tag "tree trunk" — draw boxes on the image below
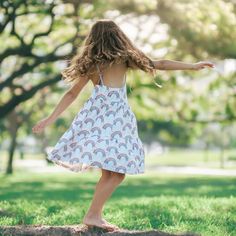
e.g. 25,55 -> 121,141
5,110 -> 19,175
6,129 -> 18,174
219,126 -> 226,169
204,142 -> 209,163
220,145 -> 225,169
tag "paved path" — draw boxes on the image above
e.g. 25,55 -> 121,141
12,159 -> 236,176
147,165 -> 236,176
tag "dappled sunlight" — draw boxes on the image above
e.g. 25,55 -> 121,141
0,172 -> 235,201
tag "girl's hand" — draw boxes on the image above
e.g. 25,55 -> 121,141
32,117 -> 51,134
193,61 -> 215,70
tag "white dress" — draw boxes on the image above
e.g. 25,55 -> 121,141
46,64 -> 145,174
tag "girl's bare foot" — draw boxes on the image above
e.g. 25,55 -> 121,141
102,218 -> 120,230
82,215 -> 119,231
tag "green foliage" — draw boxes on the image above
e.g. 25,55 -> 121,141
155,0 -> 236,59
138,119 -> 197,146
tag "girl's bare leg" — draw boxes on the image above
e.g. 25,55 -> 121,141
82,169 -> 125,230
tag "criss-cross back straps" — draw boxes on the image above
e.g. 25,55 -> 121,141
96,64 -> 127,87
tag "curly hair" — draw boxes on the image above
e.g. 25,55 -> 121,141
62,19 -> 158,85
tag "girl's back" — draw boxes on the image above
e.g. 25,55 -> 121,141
91,63 -> 127,88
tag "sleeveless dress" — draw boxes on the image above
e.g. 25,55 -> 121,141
46,64 -> 145,175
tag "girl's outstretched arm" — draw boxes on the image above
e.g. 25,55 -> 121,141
32,77 -> 89,134
152,59 -> 214,70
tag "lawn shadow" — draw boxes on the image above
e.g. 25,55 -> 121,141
113,175 -> 236,199
0,173 -> 235,202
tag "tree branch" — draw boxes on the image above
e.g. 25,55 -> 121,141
176,112 -> 236,124
31,4 -> 55,45
0,51 -> 69,91
0,61 -> 41,91
0,74 -> 61,118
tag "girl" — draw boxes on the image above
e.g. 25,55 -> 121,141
32,19 -> 214,231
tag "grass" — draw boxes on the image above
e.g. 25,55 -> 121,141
0,171 -> 235,236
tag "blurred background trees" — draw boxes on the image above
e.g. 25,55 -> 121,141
0,0 -> 235,174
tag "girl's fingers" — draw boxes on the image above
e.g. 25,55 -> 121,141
198,62 -> 214,69
204,62 -> 214,67
195,62 -> 214,70
32,124 -> 44,134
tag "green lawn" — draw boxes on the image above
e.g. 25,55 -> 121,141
0,171 -> 235,236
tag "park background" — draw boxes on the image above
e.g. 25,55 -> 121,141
0,0 -> 235,235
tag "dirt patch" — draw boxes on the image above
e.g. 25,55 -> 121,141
0,224 -> 201,236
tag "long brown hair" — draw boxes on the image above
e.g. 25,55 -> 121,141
62,19 -> 158,85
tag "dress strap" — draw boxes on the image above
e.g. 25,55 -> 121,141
96,64 -> 104,85
123,73 -> 127,86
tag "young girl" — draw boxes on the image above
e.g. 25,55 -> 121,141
32,19 -> 214,231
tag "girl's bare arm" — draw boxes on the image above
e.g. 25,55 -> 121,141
32,77 -> 89,134
47,78 -> 89,124
152,59 -> 214,70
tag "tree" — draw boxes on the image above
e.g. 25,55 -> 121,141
0,0 -> 85,118
0,0 -> 94,173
